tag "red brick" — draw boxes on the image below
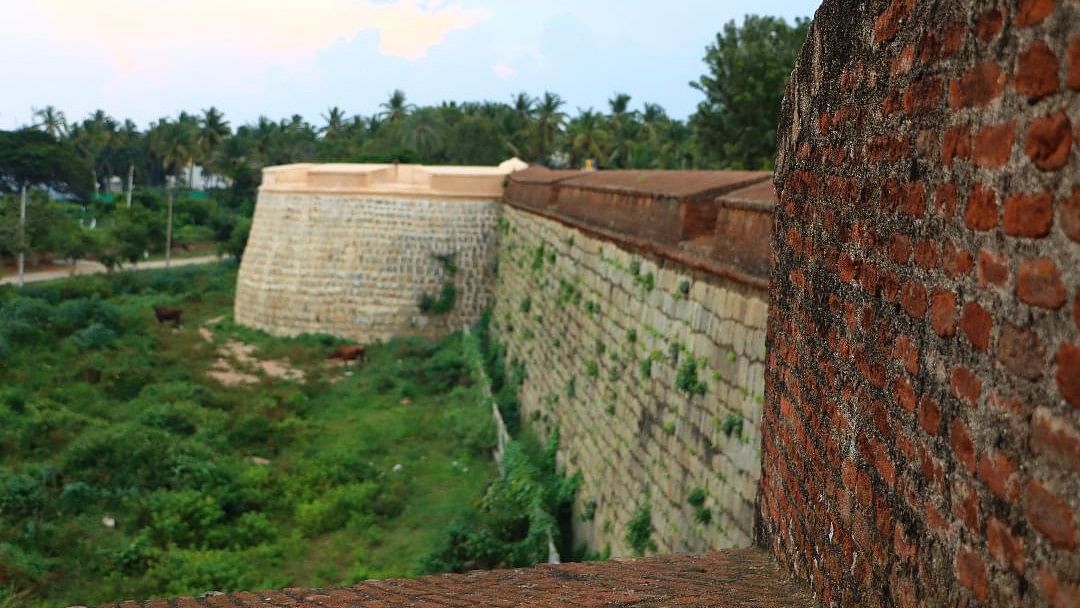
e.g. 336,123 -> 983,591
889,234 -> 911,263
950,63 -> 1006,108
1037,567 -> 1080,608
929,290 -> 956,337
987,517 -> 1024,573
1057,343 -> 1080,407
1032,407 -> 1080,472
1016,0 -> 1054,27
899,182 -> 926,218
1025,112 -> 1073,171
978,451 -> 1021,501
942,240 -> 973,278
1069,36 -> 1080,90
953,480 -> 981,531
893,522 -> 917,562
964,183 -> 998,231
900,280 -> 927,319
1015,40 -> 1060,101
1018,258 -> 1066,309
997,323 -> 1045,380
1026,479 -> 1078,550
1061,187 -> 1080,243
942,23 -> 965,57
959,302 -> 992,350
894,375 -> 916,413
891,45 -> 916,76
919,395 -> 941,435
942,125 -> 971,168
973,122 -> 1015,168
951,367 -> 982,407
1003,192 -> 1053,237
873,0 -> 914,43
935,183 -> 957,217
975,9 -> 1003,41
913,240 -> 937,269
903,78 -> 943,115
894,334 -> 919,375
955,547 -> 989,602
978,249 -> 1009,287
950,417 -> 977,471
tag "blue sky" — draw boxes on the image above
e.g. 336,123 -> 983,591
0,1 -> 820,129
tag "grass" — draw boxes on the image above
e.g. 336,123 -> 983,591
0,263 -> 495,606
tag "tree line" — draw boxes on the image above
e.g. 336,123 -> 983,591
0,16 -> 809,274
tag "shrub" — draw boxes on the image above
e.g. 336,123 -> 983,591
296,482 -> 381,536
626,505 -> 656,556
0,472 -> 45,518
676,358 -> 707,396
70,323 -> 118,350
146,489 -> 226,548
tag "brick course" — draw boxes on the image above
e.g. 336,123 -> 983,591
766,0 -> 1080,606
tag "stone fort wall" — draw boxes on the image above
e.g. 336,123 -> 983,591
235,164 -> 508,343
763,0 -> 1080,606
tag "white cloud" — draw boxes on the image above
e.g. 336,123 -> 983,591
35,0 -> 490,78
492,62 -> 516,79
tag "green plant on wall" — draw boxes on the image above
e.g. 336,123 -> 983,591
626,504 -> 657,556
687,487 -> 712,525
418,252 -> 459,315
721,413 -> 744,439
639,358 -> 652,379
676,358 -> 707,396
586,360 -> 599,379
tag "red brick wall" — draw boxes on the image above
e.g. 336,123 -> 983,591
763,0 -> 1079,606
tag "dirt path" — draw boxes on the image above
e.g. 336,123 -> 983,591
0,255 -> 225,286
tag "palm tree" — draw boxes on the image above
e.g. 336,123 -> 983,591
535,92 -> 566,165
321,107 -> 347,139
379,90 -> 414,122
567,109 -> 610,169
606,93 -> 636,168
199,107 -> 231,185
32,106 -> 67,138
403,110 -> 443,160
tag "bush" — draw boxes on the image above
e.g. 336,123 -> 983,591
0,297 -> 53,344
145,489 -> 226,548
296,482 -> 381,537
0,472 -> 45,518
70,323 -> 118,350
626,504 -> 656,556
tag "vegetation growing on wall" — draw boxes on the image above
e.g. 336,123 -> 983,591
418,252 -> 458,316
422,310 -> 580,573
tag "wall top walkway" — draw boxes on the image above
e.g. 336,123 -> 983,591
103,549 -> 812,608
259,158 -> 528,199
505,167 -> 776,288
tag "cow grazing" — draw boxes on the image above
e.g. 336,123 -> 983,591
329,345 -> 365,363
153,305 -> 183,327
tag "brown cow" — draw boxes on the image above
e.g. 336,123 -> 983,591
329,345 -> 365,363
153,305 -> 183,327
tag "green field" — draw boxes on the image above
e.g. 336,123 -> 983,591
0,263 -> 499,606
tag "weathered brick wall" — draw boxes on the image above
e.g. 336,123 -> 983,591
236,191 -> 499,342
763,0 -> 1080,606
492,171 -> 773,556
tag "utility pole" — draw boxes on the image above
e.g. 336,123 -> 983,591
17,184 -> 26,288
165,184 -> 174,268
126,163 -> 134,208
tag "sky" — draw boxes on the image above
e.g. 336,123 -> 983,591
0,0 -> 820,130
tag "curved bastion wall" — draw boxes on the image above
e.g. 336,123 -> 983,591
235,161 -> 525,343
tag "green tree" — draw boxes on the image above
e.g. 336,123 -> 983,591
690,15 -> 809,169
534,92 -> 566,165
